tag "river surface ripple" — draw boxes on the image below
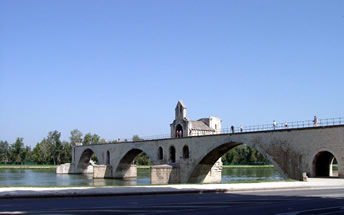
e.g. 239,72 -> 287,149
0,167 -> 285,186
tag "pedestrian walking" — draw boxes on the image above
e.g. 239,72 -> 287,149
313,116 -> 319,127
273,120 -> 276,130
231,125 -> 235,133
284,122 -> 288,128
240,125 -> 243,132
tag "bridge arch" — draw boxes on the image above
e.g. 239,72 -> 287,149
312,150 -> 339,177
187,141 -> 286,183
113,148 -> 155,178
77,148 -> 102,173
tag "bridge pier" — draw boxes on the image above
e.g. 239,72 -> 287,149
56,163 -> 94,174
150,165 -> 180,184
150,160 -> 223,184
93,165 -> 113,178
203,159 -> 223,183
113,164 -> 137,179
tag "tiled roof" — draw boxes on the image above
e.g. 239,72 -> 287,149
191,120 -> 214,131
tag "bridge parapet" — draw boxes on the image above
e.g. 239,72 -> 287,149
104,117 -> 344,143
223,117 -> 344,134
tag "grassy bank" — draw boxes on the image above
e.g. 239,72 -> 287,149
223,165 -> 274,168
225,179 -> 294,184
137,165 -> 150,169
0,165 -> 57,169
138,165 -> 275,168
0,164 -> 275,170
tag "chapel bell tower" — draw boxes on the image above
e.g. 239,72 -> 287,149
175,100 -> 186,120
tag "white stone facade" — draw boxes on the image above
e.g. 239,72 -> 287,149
170,101 -> 222,138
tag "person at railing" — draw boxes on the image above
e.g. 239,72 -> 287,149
231,125 -> 235,133
273,120 -> 276,130
240,125 -> 243,132
313,116 -> 319,127
284,122 -> 288,128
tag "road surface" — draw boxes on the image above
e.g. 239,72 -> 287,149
1,188 -> 344,214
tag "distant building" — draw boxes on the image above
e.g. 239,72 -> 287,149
170,101 -> 222,138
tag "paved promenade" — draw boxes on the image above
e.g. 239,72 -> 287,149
0,178 -> 343,199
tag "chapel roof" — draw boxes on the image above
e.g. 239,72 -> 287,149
176,100 -> 186,109
190,120 -> 215,131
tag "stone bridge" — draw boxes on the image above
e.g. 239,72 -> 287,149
58,125 -> 344,184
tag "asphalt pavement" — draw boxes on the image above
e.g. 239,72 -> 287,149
1,187 -> 344,214
1,178 -> 344,214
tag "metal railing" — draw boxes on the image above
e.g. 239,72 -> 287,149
221,117 -> 344,134
113,117 -> 344,143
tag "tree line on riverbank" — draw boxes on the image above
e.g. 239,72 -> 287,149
0,129 -> 269,165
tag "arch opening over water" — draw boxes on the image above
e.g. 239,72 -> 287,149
77,148 -> 99,173
114,148 -> 153,182
188,142 -> 285,183
313,151 -> 338,177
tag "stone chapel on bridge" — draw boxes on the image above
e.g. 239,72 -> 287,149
170,101 -> 222,138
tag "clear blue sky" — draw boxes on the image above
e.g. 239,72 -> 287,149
1,1 -> 343,147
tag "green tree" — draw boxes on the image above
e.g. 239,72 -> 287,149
131,135 -> 151,165
31,142 -> 43,164
132,135 -> 143,141
9,138 -> 25,164
21,146 -> 31,163
91,134 -> 100,144
135,152 -> 152,165
40,138 -> 53,164
99,138 -> 107,144
47,131 -> 63,165
109,140 -> 118,144
70,129 -> 83,147
222,144 -> 270,165
61,141 -> 72,163
83,133 -> 100,145
0,141 -> 9,164
83,133 -> 92,145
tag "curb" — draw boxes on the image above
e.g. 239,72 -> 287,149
0,184 -> 314,199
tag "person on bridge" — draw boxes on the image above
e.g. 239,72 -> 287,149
240,125 -> 243,132
231,125 -> 235,133
285,122 -> 288,128
273,120 -> 276,130
313,116 -> 319,126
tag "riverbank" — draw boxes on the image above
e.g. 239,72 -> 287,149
223,165 -> 273,168
138,165 -> 275,168
0,164 -> 276,169
0,165 -> 57,169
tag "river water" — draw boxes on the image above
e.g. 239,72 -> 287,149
0,167 -> 285,186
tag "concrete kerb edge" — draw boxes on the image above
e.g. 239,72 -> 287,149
0,185 -> 314,199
